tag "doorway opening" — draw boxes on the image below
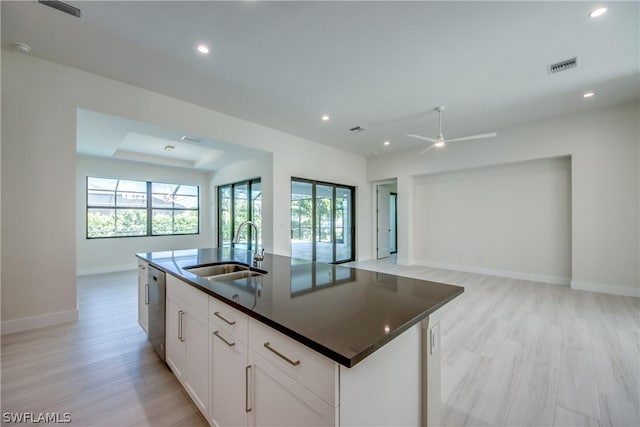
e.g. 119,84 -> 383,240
376,180 -> 398,259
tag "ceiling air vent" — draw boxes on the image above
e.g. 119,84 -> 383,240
350,126 -> 366,133
548,57 -> 578,74
38,1 -> 83,18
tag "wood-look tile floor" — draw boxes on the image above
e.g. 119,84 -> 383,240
2,264 -> 638,426
348,257 -> 640,427
1,271 -> 208,427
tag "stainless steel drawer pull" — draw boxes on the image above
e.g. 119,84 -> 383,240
144,283 -> 149,305
264,342 -> 300,366
178,310 -> 185,342
214,311 -> 236,326
213,330 -> 235,347
245,365 -> 252,413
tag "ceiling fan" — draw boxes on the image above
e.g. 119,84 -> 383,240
407,106 -> 497,154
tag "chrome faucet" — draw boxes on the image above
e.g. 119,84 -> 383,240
231,220 -> 264,266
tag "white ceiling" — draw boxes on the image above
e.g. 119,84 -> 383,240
76,109 -> 269,171
3,1 -> 639,157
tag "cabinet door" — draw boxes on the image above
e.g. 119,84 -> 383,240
165,296 -> 186,381
184,309 -> 209,415
210,327 -> 248,427
137,271 -> 149,334
248,351 -> 335,427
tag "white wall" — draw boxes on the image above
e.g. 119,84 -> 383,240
368,103 -> 639,296
76,155 -> 214,275
414,157 -> 571,284
1,50 -> 370,331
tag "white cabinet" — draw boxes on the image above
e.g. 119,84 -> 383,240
210,327 -> 249,427
137,260 -> 148,334
157,275 -> 436,427
207,300 -> 336,427
166,276 -> 209,416
248,350 -> 335,427
165,296 -> 186,379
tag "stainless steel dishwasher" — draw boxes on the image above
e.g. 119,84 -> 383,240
147,265 -> 166,361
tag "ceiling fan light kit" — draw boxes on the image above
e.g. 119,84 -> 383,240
407,105 -> 497,154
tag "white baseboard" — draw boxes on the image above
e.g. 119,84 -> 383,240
1,308 -> 78,335
570,280 -> 640,298
77,263 -> 137,276
415,260 -> 570,286
396,257 -> 415,267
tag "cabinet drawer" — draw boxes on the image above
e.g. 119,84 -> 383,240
138,260 -> 148,277
166,275 -> 208,316
209,296 -> 249,344
249,319 -> 338,406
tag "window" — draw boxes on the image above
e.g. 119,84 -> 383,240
217,178 -> 261,250
291,178 -> 355,263
86,177 -> 199,238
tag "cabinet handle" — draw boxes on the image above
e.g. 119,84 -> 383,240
144,284 -> 149,305
245,365 -> 252,413
213,330 -> 235,347
178,310 -> 185,342
214,311 -> 236,326
263,342 -> 300,366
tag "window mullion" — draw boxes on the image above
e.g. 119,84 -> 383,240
147,182 -> 152,236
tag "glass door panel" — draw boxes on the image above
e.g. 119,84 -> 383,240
233,183 -> 249,250
335,187 -> 353,262
315,184 -> 333,263
291,181 -> 313,260
290,179 -> 355,263
251,181 -> 262,249
219,186 -> 232,247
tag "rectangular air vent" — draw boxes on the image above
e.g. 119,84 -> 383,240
548,57 -> 578,74
350,126 -> 366,133
38,1 -> 83,18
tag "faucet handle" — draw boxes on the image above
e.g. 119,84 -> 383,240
256,248 -> 265,261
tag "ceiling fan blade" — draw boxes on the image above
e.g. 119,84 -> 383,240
407,134 -> 440,143
418,144 -> 437,155
444,132 -> 498,143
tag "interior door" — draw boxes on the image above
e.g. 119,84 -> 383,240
377,185 -> 391,259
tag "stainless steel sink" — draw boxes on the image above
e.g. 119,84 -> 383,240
186,263 -> 249,277
185,262 -> 267,282
207,270 -> 264,282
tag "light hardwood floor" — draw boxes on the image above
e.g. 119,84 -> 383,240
2,264 -> 638,426
348,258 -> 640,427
1,271 -> 207,426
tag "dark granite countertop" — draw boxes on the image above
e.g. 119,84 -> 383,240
136,248 -> 463,367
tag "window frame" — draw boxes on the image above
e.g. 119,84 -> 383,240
290,177 -> 356,264
217,178 -> 261,250
86,177 -> 200,239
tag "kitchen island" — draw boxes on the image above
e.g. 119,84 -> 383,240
137,248 -> 463,427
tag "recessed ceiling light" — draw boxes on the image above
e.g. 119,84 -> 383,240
589,7 -> 608,18
164,145 -> 175,151
383,141 -> 390,146
197,44 -> 210,54
583,91 -> 595,98
322,115 -> 330,121
180,135 -> 201,143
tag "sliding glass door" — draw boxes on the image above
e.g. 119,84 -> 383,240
218,178 -> 261,250
291,178 -> 355,263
